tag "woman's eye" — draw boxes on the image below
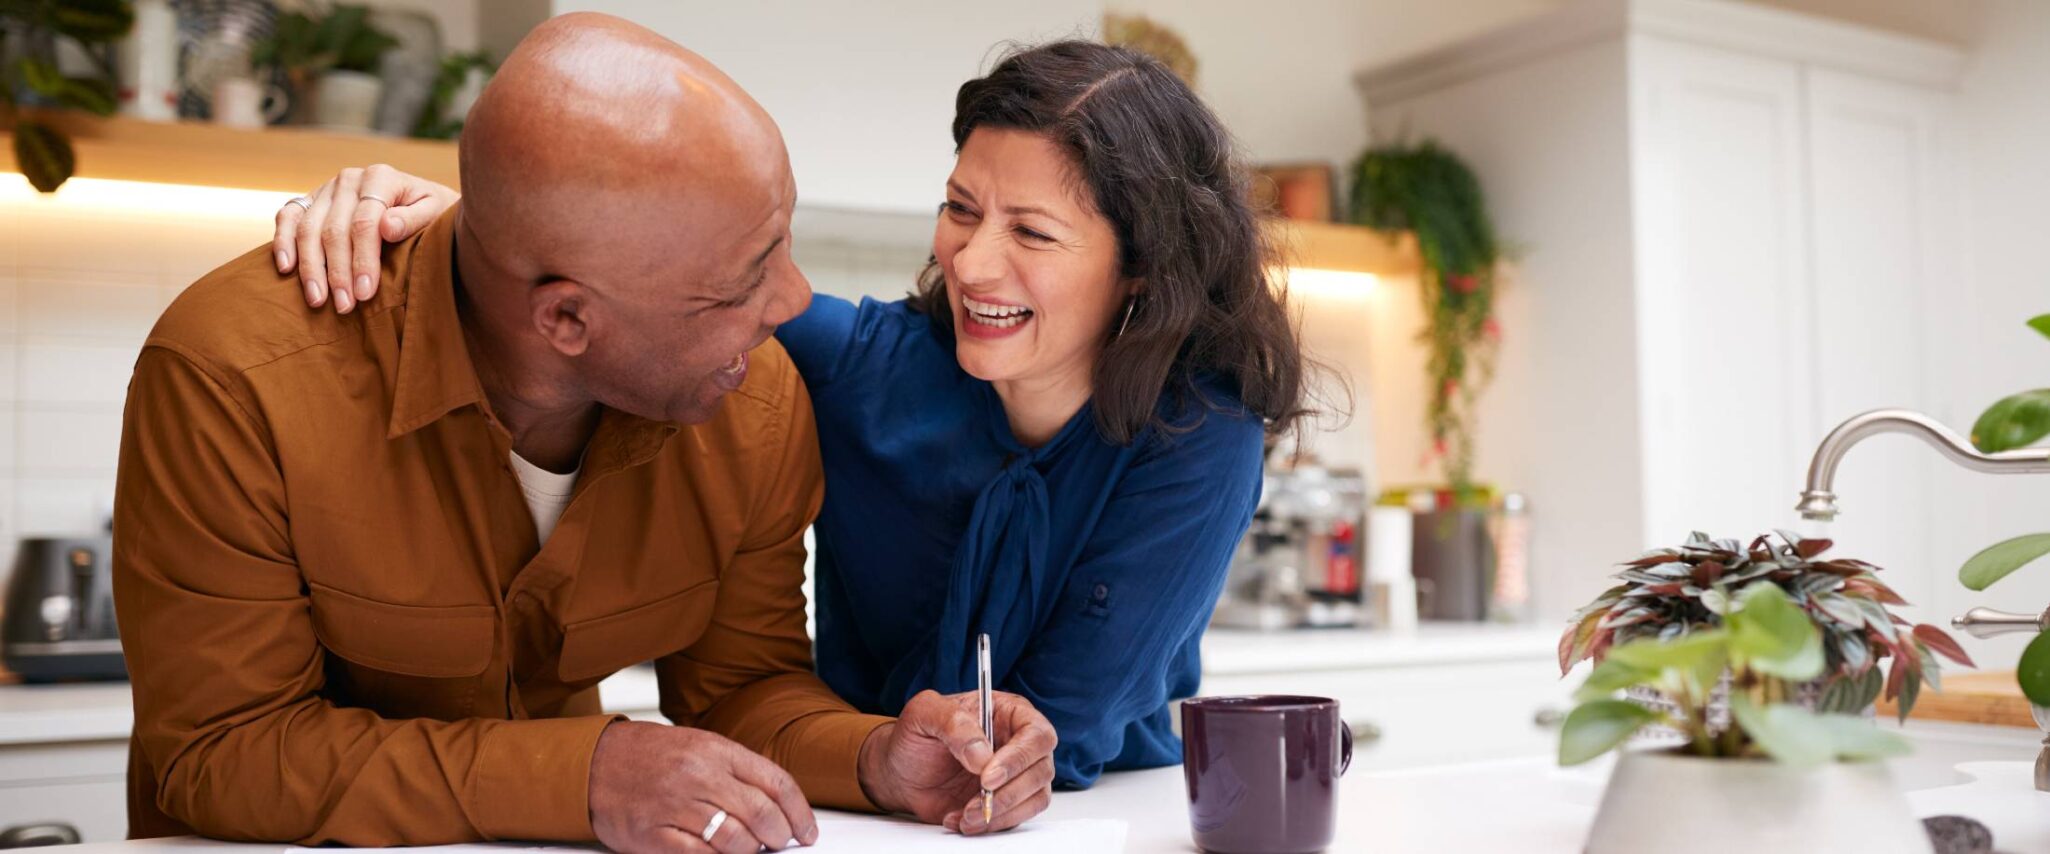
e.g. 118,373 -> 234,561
942,201 -> 977,221
1015,227 -> 1053,244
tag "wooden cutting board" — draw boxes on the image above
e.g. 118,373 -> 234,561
1878,670 -> 2034,729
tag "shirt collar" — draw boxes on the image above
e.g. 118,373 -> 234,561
386,204 -> 487,439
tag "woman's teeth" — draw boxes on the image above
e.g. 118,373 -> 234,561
720,353 -> 746,374
964,296 -> 1033,328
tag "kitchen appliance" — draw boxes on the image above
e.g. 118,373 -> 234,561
1,537 -> 125,682
1375,487 -> 1534,623
1214,464 -> 1368,630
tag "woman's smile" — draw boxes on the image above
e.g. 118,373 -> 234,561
961,295 -> 1036,337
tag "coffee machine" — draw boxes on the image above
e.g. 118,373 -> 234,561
2,536 -> 125,681
1214,464 -> 1368,630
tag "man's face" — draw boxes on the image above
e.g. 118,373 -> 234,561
571,157 -> 811,425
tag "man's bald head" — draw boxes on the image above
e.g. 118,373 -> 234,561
449,13 -> 811,427
459,13 -> 786,279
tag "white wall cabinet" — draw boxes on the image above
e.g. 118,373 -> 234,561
1355,0 -> 1971,632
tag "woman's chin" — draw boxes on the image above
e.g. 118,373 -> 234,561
953,344 -> 1017,384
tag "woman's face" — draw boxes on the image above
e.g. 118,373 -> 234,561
934,128 -> 1131,390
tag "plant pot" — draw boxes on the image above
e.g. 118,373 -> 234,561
312,70 -> 384,132
1585,750 -> 1931,854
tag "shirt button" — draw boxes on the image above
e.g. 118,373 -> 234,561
1092,583 -> 1109,600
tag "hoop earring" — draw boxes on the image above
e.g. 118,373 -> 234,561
1116,298 -> 1138,339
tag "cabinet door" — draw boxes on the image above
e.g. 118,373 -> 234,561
1802,68 -> 1952,613
1630,37 -> 1816,547
1194,659 -> 1571,770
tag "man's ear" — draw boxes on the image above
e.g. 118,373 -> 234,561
530,280 -> 592,357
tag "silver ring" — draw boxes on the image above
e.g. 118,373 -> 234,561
358,194 -> 392,208
285,196 -> 311,212
701,809 -> 727,843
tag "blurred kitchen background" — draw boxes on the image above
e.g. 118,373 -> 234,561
3,0 -> 2049,842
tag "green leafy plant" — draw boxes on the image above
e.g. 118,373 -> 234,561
1958,312 -> 2050,706
1561,531 -> 1973,722
410,50 -> 492,140
1561,583 -> 1913,766
1349,141 -> 1501,497
1,0 -> 134,192
251,4 -> 397,77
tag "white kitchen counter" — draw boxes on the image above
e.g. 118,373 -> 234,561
37,722 -> 2050,853
0,623 -> 1557,746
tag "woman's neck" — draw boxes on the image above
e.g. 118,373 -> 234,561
991,362 -> 1094,449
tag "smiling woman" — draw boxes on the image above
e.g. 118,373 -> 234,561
786,40 -> 1327,790
264,38 -> 1325,799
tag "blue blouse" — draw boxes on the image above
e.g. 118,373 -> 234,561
775,294 -> 1265,788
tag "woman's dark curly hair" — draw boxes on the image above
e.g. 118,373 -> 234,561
908,40 -> 1327,446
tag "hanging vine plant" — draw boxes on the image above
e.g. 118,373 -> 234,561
2,0 -> 134,193
1349,140 -> 1503,498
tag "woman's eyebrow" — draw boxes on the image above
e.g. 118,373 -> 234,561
1002,205 -> 1071,229
947,180 -> 1073,228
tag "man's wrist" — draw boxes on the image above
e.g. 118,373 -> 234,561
857,722 -> 900,814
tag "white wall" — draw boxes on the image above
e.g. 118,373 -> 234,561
1937,0 -> 2050,666
549,1 -> 1103,214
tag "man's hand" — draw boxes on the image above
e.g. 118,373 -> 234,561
857,690 -> 1058,836
589,720 -> 818,853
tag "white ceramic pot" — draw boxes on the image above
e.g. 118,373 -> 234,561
312,71 -> 384,132
1585,750 -> 1931,854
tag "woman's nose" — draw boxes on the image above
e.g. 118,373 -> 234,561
952,226 -> 1006,285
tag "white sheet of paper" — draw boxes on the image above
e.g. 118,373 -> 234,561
280,818 -> 1128,854
807,818 -> 1127,853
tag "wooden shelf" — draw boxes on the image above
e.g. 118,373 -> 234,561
4,114 -> 1418,279
8,112 -> 460,194
1262,217 -> 1418,278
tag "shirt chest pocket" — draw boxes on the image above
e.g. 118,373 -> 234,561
309,583 -> 499,720
557,580 -> 719,683
309,583 -> 498,677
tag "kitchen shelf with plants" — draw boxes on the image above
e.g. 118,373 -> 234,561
3,111 -> 460,195
1,112 -> 1420,279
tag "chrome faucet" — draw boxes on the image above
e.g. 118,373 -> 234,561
1797,409 -> 2050,523
1798,408 -> 2050,789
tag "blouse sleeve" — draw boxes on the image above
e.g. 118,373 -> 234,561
773,293 -> 863,388
1003,409 -> 1266,788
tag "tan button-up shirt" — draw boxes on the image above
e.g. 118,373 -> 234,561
113,207 -> 890,846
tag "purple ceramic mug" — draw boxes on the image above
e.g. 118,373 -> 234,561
1181,695 -> 1354,854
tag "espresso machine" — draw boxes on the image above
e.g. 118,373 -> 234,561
1214,464 -> 1368,630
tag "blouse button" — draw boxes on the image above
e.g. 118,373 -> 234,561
1092,583 -> 1110,600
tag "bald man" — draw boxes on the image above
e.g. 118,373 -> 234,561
112,13 -> 1054,850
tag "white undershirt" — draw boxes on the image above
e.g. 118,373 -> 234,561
509,451 -> 580,546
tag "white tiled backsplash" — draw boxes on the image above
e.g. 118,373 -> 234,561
0,177 -> 926,544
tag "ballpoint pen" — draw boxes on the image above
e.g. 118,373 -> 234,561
978,632 -> 993,827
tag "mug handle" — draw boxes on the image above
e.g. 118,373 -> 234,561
261,83 -> 291,124
1338,720 -> 1353,776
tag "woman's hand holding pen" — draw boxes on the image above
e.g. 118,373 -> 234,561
856,689 -> 1058,835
